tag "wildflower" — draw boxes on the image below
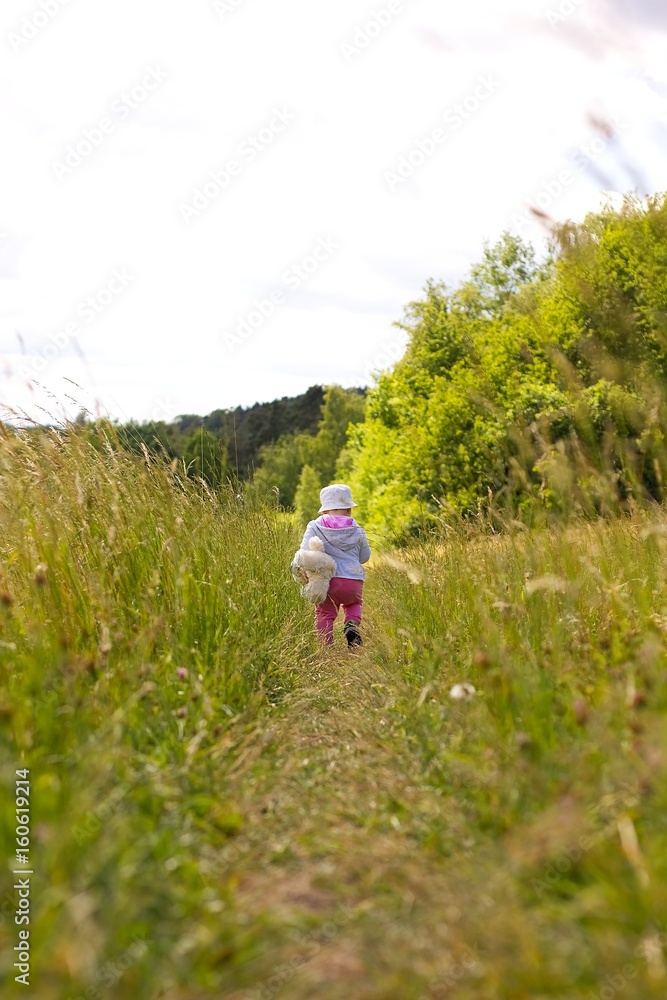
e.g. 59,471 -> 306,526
573,698 -> 588,725
450,682 -> 476,701
472,650 -> 491,668
176,667 -> 189,680
627,682 -> 647,709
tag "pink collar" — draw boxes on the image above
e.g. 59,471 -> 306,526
320,515 -> 354,529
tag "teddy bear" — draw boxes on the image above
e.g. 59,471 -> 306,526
290,537 -> 337,604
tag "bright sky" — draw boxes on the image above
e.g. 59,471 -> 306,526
1,0 -> 666,424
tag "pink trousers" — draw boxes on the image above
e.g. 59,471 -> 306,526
315,577 -> 363,645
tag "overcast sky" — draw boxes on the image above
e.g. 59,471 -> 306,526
1,0 -> 666,425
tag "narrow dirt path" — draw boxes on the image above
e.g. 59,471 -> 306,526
212,642 -> 483,1000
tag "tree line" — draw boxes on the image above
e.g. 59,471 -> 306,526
347,193 -> 667,540
97,193 -> 667,543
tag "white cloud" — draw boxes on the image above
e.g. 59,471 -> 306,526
1,0 -> 666,422
602,0 -> 667,29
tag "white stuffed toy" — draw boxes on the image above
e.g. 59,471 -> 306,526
291,537 -> 337,605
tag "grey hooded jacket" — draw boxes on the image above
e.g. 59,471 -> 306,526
300,517 -> 371,581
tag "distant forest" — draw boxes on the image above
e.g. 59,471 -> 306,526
116,384 -> 331,477
111,383 -> 367,519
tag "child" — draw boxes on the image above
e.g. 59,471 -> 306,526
298,484 -> 371,648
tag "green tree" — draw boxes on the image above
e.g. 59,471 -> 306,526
253,432 -> 312,508
183,428 -> 229,489
305,385 -> 366,484
294,464 -> 322,526
467,231 -> 539,317
348,195 -> 667,541
253,385 -> 366,508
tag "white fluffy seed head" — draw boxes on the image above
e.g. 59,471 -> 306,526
449,682 -> 477,701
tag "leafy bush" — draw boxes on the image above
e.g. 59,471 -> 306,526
348,196 -> 667,542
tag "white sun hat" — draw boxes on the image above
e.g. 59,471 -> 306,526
318,483 -> 358,513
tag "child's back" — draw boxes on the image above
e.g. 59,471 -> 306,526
300,513 -> 370,581
295,484 -> 371,647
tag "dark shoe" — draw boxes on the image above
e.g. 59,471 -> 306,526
344,620 -> 362,648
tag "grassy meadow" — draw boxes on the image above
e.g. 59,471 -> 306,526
2,426 -> 667,998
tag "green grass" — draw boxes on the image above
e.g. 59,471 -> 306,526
2,428 -> 667,998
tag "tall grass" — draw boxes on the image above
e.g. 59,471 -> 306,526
366,513 -> 667,998
3,427 -> 667,998
0,426 -> 311,998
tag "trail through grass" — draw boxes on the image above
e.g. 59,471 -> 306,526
2,430 -> 667,998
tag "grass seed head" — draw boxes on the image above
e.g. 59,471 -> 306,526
99,627 -> 112,655
524,575 -> 568,595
